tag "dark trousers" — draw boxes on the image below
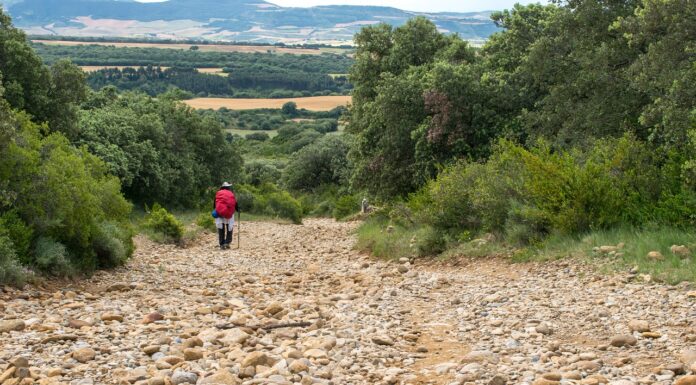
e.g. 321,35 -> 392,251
218,224 -> 233,246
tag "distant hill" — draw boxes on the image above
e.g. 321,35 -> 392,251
4,0 -> 500,44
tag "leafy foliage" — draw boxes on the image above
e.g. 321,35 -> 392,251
78,90 -> 243,207
235,184 -> 303,224
284,135 -> 351,192
143,204 -> 185,243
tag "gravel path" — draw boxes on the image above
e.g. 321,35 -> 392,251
1,219 -> 696,385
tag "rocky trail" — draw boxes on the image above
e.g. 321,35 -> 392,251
2,219 -> 696,385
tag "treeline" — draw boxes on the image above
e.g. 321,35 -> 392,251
199,105 -> 345,132
349,1 -> 695,256
0,10 -> 243,284
32,43 -> 353,73
29,35 -> 355,50
87,66 -> 350,98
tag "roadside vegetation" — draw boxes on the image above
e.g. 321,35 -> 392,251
350,1 -> 696,283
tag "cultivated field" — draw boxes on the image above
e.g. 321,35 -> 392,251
184,96 -> 351,111
79,66 -> 227,75
32,40 -> 346,55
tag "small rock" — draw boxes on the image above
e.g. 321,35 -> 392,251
171,370 -> 198,385
106,283 -> 131,292
664,363 -> 686,375
0,320 -> 25,333
541,373 -> 562,382
675,376 -> 696,385
142,312 -> 164,324
241,351 -> 274,368
303,349 -> 328,359
647,251 -> 664,261
265,302 -> 283,316
611,335 -> 637,347
535,324 -> 552,335
680,350 -> 696,366
489,374 -> 508,385
72,347 -> 96,363
68,319 -> 92,329
10,357 -> 29,368
101,312 -> 124,322
670,245 -> 691,258
183,348 -> 203,361
628,320 -> 650,333
199,369 -> 239,385
289,360 -> 309,374
371,335 -> 394,346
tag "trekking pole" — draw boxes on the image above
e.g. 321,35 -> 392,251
237,211 -> 241,249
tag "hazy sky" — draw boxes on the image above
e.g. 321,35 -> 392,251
135,0 -> 540,13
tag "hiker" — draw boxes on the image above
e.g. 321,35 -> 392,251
213,182 -> 238,250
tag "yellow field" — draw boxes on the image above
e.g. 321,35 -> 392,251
33,40 -> 336,55
184,96 -> 351,111
79,66 -> 227,75
80,65 -> 171,72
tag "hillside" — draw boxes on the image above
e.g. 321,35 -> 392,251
4,0 -> 499,44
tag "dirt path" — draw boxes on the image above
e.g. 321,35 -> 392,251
1,219 -> 695,385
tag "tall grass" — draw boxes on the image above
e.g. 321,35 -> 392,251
528,227 -> 696,284
355,220 -> 416,260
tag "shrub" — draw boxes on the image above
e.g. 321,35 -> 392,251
414,226 -> 447,256
245,132 -> 270,141
234,183 -> 303,224
333,194 -> 360,220
0,231 -> 24,286
261,188 -> 303,224
283,135 -> 350,192
0,210 -> 32,264
245,161 -> 282,186
143,204 -> 184,243
33,237 -> 73,277
420,136 -> 696,245
92,221 -> 134,268
0,110 -> 134,275
195,211 -> 216,232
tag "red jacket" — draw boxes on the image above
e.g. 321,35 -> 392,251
215,189 -> 237,219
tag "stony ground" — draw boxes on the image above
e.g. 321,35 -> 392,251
2,219 -> 696,385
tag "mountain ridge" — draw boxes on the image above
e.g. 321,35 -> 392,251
4,0 -> 500,44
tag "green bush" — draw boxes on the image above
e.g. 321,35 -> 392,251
245,132 -> 270,141
245,161 -> 282,186
143,204 -> 184,243
261,188 -> 303,224
0,231 -> 24,286
414,226 -> 447,256
420,136 -> 696,245
283,135 -> 350,192
92,221 -> 134,268
0,109 -> 134,278
195,211 -> 216,232
0,210 -> 32,264
234,183 -> 303,224
333,194 -> 360,220
33,237 -> 73,277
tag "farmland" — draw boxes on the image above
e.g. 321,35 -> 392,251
184,96 -> 351,111
79,65 -> 227,76
32,39 -> 349,55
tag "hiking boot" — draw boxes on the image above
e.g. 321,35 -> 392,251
219,245 -> 225,250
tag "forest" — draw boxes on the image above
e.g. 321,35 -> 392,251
2,0 -> 696,285
86,66 -> 350,98
33,43 -> 354,97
